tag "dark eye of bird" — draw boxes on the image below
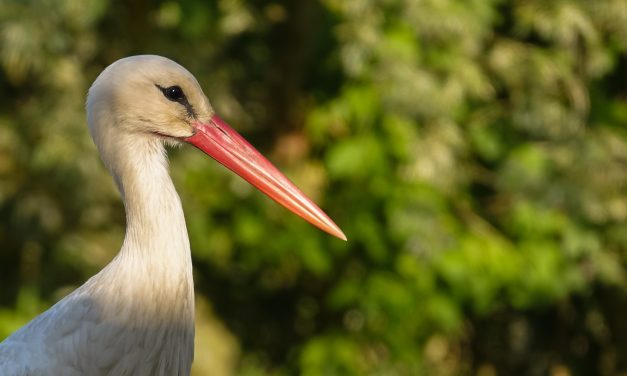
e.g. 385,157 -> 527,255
155,84 -> 197,118
163,85 -> 185,101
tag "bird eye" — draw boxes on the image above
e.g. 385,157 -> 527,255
163,86 -> 185,101
155,84 -> 196,117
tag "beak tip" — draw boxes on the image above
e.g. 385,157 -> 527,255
326,225 -> 347,241
337,231 -> 348,242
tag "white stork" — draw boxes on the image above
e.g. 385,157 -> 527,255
0,55 -> 345,375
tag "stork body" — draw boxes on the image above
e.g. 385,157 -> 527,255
0,56 -> 344,375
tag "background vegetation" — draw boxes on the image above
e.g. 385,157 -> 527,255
1,0 -> 627,375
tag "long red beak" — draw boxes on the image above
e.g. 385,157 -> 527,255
184,115 -> 346,241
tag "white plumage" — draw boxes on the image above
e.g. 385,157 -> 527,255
0,55 -> 345,375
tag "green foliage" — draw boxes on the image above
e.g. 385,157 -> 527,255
1,0 -> 627,374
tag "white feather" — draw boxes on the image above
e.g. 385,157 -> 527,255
0,55 -> 206,375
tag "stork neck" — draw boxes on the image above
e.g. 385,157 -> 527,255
84,134 -> 195,372
112,136 -> 191,271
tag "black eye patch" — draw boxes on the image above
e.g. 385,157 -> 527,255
155,84 -> 196,118
163,86 -> 184,101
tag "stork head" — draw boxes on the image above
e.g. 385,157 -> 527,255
86,55 -> 346,240
87,55 -> 212,142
